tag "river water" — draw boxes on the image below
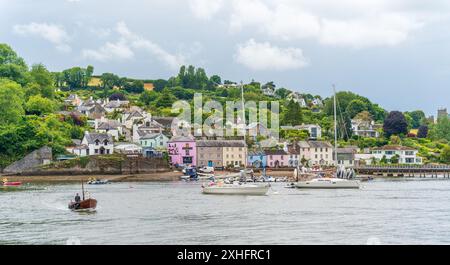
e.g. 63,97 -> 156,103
1,178 -> 450,245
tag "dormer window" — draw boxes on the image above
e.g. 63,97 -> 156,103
103,139 -> 109,145
95,139 -> 100,146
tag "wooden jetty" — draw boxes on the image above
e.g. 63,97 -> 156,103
355,165 -> 450,178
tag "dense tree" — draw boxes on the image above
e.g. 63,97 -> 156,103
0,79 -> 24,125
346,99 -> 368,119
383,111 -> 408,137
156,88 -> 177,108
441,146 -> 450,163
0,43 -> 29,85
282,100 -> 303,126
140,90 -> 159,106
151,79 -> 168,92
124,80 -> 144,93
406,110 -> 426,129
430,117 -> 450,142
417,125 -> 428,138
209,75 -> 221,85
25,95 -> 57,116
61,65 -> 94,89
275,87 -> 290,99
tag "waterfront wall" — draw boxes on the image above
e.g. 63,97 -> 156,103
10,155 -> 171,176
3,146 -> 52,174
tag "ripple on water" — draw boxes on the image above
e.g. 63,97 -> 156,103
2,180 -> 450,244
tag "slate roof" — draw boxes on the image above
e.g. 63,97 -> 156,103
84,132 -> 113,144
264,149 -> 288,156
372,145 -> 416,151
97,120 -> 121,130
196,140 -> 246,147
152,117 -> 175,128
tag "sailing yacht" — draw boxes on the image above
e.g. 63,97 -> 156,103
295,85 -> 360,189
201,82 -> 270,195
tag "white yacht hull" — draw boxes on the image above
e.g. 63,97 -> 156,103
202,184 -> 270,195
295,179 -> 360,189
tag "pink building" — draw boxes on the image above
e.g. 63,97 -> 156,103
265,150 -> 289,168
167,136 -> 196,167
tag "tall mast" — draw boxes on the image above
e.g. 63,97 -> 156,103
241,80 -> 246,142
241,81 -> 247,172
333,84 -> 338,166
81,180 -> 85,200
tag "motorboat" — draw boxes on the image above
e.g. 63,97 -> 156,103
87,178 -> 110,185
198,166 -> 214,173
68,198 -> 97,211
202,181 -> 270,195
69,181 -> 97,211
295,177 -> 360,189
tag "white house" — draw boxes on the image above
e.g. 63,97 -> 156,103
351,119 -> 380,138
311,98 -> 323,107
261,86 -> 275,96
72,132 -> 114,157
114,142 -> 142,155
103,99 -> 129,113
296,124 -> 322,139
371,145 -> 422,164
287,92 -> 307,107
95,118 -> 123,140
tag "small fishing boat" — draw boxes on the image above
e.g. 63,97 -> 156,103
69,181 -> 97,211
2,178 -> 22,187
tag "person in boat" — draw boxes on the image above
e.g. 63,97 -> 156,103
75,193 -> 81,203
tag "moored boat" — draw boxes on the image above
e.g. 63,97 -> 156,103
202,181 -> 270,195
295,177 -> 360,189
2,178 -> 22,187
87,178 -> 110,185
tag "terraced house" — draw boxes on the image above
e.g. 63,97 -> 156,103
297,141 -> 334,166
222,140 -> 247,168
196,140 -> 224,168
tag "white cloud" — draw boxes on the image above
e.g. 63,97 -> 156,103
13,22 -> 71,52
82,22 -> 185,69
188,0 -> 224,20
82,40 -> 133,61
319,13 -> 423,48
234,39 -> 308,71
197,0 -> 443,48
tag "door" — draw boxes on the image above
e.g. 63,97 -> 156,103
208,161 -> 213,167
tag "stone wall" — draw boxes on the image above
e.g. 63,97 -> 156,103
3,146 -> 52,174
13,154 -> 170,176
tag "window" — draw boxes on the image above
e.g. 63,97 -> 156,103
95,140 -> 100,146
95,149 -> 98,154
106,150 -> 110,154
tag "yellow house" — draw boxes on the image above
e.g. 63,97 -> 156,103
222,140 -> 247,168
87,77 -> 102,87
144,83 -> 154,91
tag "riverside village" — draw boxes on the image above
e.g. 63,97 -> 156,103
2,41 -> 450,245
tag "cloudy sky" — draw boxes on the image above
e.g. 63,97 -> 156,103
1,0 -> 450,115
